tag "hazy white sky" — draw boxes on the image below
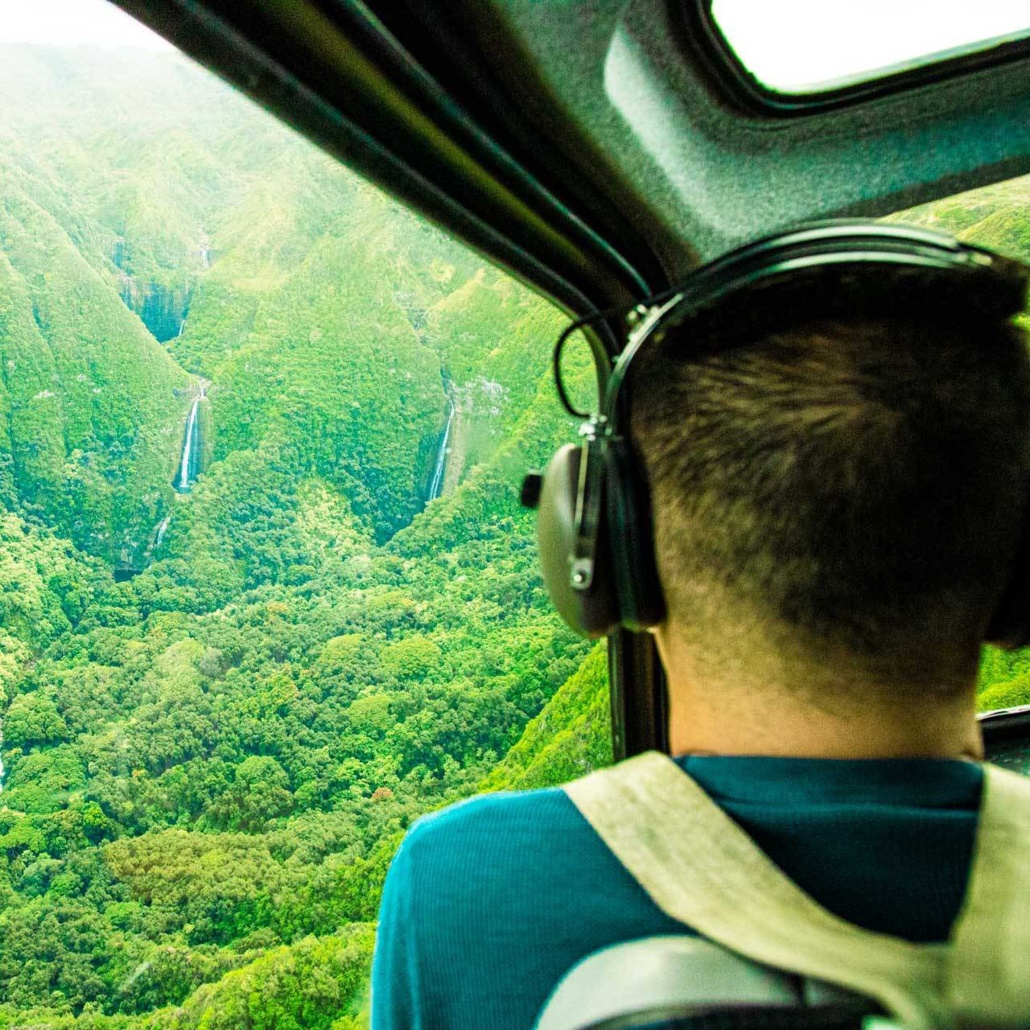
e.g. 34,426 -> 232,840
712,1 -> 1030,90
0,0 -> 172,50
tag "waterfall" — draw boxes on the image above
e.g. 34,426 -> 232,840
174,386 -> 205,493
154,515 -> 171,549
428,397 -> 455,501
178,399 -> 200,491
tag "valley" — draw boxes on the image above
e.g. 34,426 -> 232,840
0,42 -> 603,1030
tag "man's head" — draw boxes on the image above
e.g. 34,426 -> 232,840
630,268 -> 1030,710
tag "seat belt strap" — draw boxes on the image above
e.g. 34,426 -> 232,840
565,754 -> 1030,1029
564,752 -> 948,1029
948,763 -> 1030,1025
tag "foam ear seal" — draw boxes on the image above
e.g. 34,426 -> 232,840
605,437 -> 666,631
537,443 -> 620,638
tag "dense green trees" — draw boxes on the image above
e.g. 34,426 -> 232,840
0,41 -> 598,1030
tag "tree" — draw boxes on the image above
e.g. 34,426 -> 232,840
209,757 -> 294,834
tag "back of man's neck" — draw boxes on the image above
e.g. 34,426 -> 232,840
654,619 -> 984,761
667,685 -> 983,760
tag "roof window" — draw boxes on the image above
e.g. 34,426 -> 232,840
709,0 -> 1030,95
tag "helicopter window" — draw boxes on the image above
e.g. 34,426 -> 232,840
0,0 -> 605,1023
708,0 -> 1030,96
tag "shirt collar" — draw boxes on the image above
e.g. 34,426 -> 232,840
674,754 -> 984,808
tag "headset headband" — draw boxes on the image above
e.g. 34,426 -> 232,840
602,221 -> 1012,428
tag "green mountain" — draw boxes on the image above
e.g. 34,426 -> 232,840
884,176 -> 1030,262
0,147 -> 191,564
0,42 -> 598,1029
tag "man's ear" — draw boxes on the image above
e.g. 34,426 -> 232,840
649,620 -> 677,673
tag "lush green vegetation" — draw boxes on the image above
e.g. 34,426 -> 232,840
0,43 -> 605,1029
2,36 -> 1030,1030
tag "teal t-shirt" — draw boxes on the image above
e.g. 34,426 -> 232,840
371,757 -> 983,1030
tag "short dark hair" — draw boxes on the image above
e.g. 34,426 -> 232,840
630,281 -> 1030,694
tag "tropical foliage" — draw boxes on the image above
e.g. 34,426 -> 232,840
0,43 -> 602,1029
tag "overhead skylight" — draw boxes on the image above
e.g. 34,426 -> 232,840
709,0 -> 1030,94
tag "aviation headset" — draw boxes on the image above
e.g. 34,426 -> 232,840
522,221 -> 1030,646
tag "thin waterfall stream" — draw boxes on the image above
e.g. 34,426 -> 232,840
120,380 -> 208,576
154,515 -> 171,549
176,399 -> 200,491
428,394 -> 455,501
174,381 -> 206,493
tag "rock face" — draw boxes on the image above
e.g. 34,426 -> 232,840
119,274 -> 193,342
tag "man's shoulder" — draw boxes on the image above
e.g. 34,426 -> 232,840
375,782 -> 691,1029
388,779 -> 657,935
384,780 -> 689,962
400,784 -> 594,877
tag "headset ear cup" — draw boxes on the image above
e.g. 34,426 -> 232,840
606,438 -> 666,631
986,518 -> 1030,649
537,443 -> 620,638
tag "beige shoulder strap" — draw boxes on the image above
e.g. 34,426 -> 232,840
948,763 -> 1030,1025
564,753 -> 1030,1030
